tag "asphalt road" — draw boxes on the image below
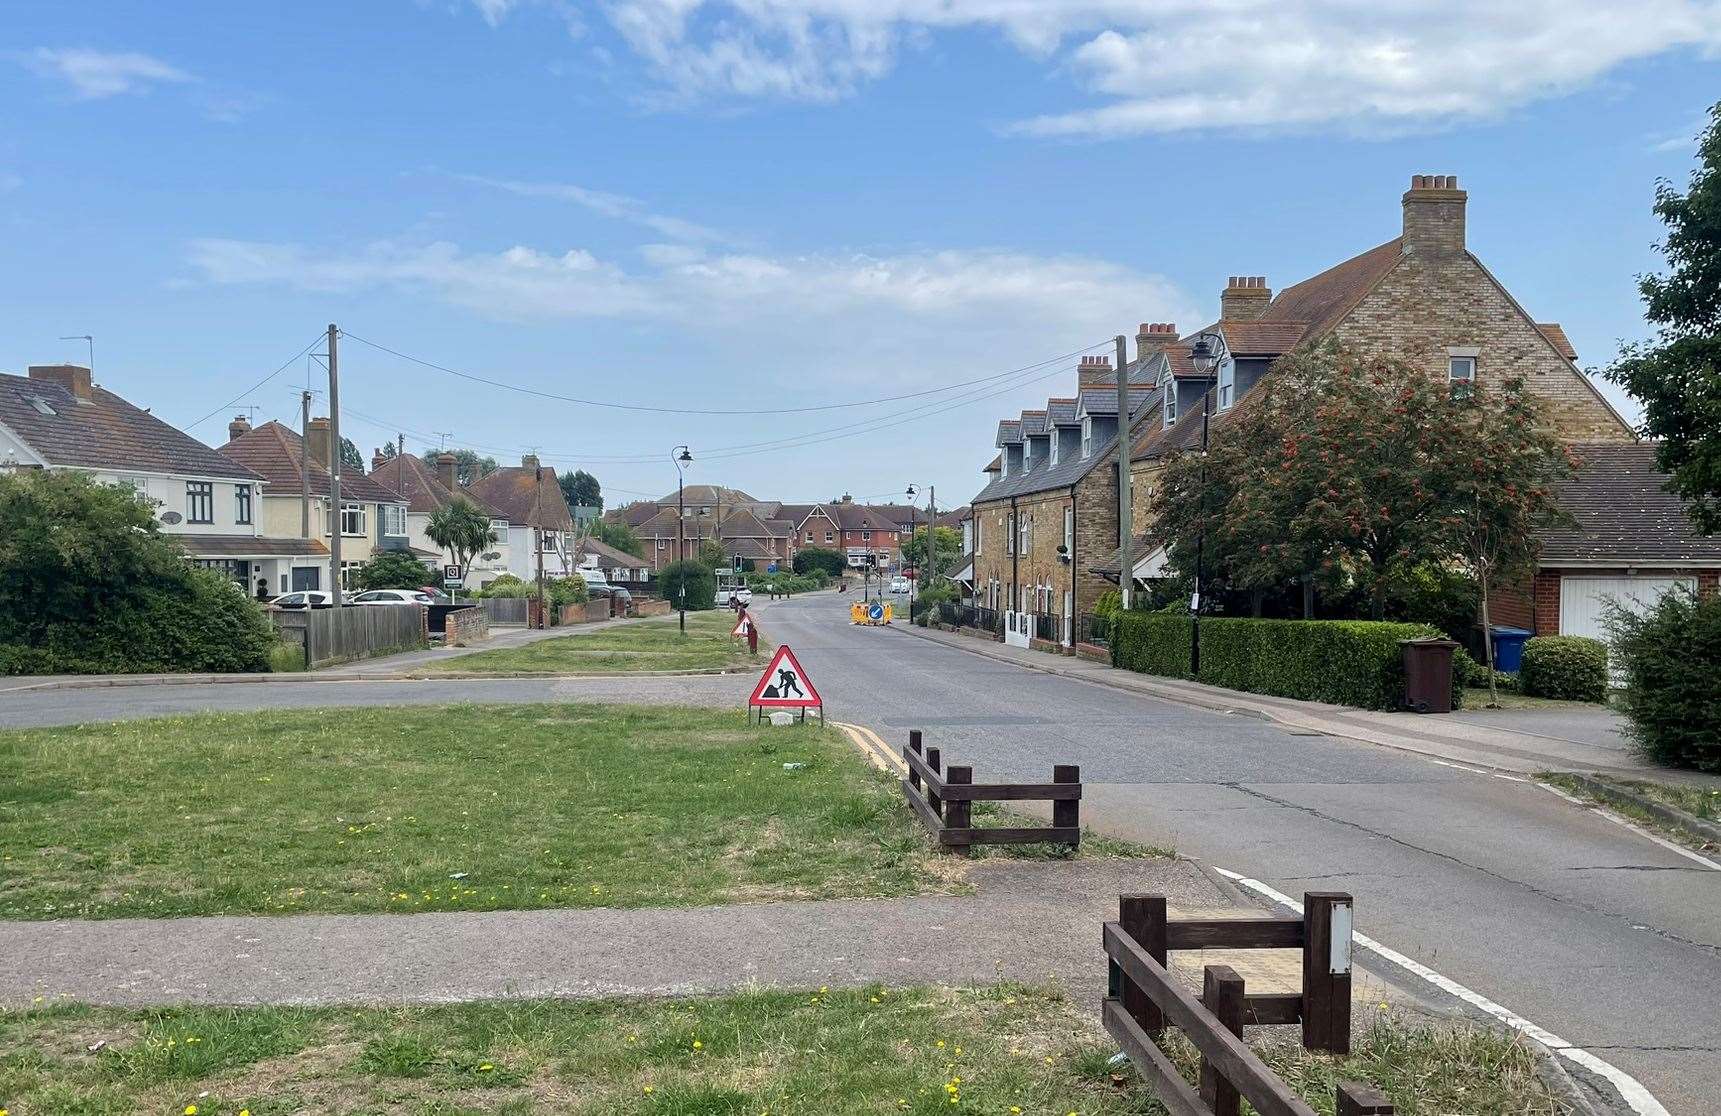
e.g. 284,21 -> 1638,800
3,595 -> 1716,1111
761,593 -> 1719,1116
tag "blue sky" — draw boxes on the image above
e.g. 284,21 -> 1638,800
1,1 -> 1716,508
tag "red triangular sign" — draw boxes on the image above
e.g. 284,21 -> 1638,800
748,644 -> 821,708
731,612 -> 750,637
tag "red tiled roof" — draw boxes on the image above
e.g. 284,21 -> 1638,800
369,452 -> 497,516
220,422 -> 402,503
1259,237 -> 1403,340
1220,320 -> 1311,357
467,465 -> 574,531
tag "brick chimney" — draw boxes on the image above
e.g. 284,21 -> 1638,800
1135,322 -> 1180,363
371,447 -> 387,471
1402,174 -> 1465,256
521,453 -> 540,469
1077,354 -> 1113,390
228,414 -> 252,442
437,451 -> 458,491
1219,277 -> 1271,321
306,416 -> 332,471
27,364 -> 93,403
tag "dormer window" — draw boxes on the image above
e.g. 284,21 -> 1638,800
1164,386 -> 1177,427
1081,417 -> 1093,460
1049,432 -> 1060,467
1218,359 -> 1235,410
1000,453 -> 1009,478
1022,439 -> 1032,469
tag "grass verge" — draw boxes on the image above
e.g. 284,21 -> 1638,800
1540,772 -> 1720,852
0,703 -> 936,920
0,987 -> 1563,1115
430,611 -> 767,674
1460,687 -> 1603,712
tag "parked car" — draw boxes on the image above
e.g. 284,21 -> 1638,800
727,586 -> 754,607
890,577 -> 910,594
272,591 -> 333,610
350,589 -> 435,606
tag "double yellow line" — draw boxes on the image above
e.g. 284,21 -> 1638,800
833,720 -> 905,774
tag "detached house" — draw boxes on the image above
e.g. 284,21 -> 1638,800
368,449 -> 512,588
466,454 -> 576,581
220,417 -> 412,592
0,365 -> 326,595
1095,175 -> 1708,640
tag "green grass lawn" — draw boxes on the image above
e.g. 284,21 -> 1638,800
0,986 -> 1563,1116
0,704 -> 936,921
1461,687 -> 1607,711
1541,771 -> 1721,851
431,611 -> 767,674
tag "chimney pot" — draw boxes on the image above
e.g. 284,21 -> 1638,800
1403,173 -> 1467,255
27,364 -> 93,403
371,447 -> 387,471
521,453 -> 540,468
228,414 -> 252,442
1220,277 -> 1272,321
436,451 -> 459,492
1136,321 -> 1182,362
306,416 -> 333,472
1078,354 -> 1113,389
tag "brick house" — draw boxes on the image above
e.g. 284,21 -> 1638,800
1093,174 -> 1709,641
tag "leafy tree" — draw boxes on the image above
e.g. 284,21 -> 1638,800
425,496 -> 496,593
658,559 -> 716,611
356,550 -> 435,591
419,449 -> 498,488
793,546 -> 846,577
0,471 -> 273,673
904,525 -> 962,585
592,518 -> 644,558
1605,101 -> 1721,534
339,436 -> 364,472
558,469 -> 602,512
1608,586 -> 1721,771
379,443 -> 399,461
696,538 -> 729,570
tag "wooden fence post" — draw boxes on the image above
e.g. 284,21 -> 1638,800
1336,1081 -> 1394,1115
1200,965 -> 1246,1116
1118,895 -> 1167,1034
926,747 -> 943,818
1052,763 -> 1080,847
945,765 -> 973,855
907,730 -> 923,792
1302,892 -> 1353,1054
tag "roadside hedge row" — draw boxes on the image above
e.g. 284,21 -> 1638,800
1111,612 -> 1457,711
1519,636 -> 1609,702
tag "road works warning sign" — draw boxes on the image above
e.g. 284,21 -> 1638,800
747,644 -> 822,722
731,611 -> 751,637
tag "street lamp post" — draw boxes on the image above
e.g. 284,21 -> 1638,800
673,445 -> 692,634
1185,331 -> 1224,676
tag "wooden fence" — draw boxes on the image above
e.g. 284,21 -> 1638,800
478,597 -> 530,626
273,605 -> 428,668
1102,891 -> 1393,1116
900,729 -> 1080,853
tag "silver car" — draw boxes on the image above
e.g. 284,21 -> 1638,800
350,589 -> 435,606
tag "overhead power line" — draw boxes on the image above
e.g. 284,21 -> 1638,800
184,333 -> 327,431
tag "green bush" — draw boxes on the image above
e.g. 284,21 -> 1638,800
268,640 -> 307,672
658,560 -> 717,611
793,547 -> 846,577
477,575 -> 530,598
1453,647 -> 1520,693
545,576 -> 589,608
1111,612 -> 1194,678
1608,588 -> 1721,772
752,571 -> 824,595
355,550 -> 436,591
1518,636 -> 1609,702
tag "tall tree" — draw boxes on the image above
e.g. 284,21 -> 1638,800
558,469 -> 602,512
425,497 -> 496,597
904,525 -> 962,585
1606,101 -> 1721,534
592,518 -> 644,558
339,436 -> 364,472
696,538 -> 728,570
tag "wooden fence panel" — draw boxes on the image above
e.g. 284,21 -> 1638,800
479,597 -> 530,626
283,605 -> 428,667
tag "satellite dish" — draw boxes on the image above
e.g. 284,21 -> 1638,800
160,511 -> 183,524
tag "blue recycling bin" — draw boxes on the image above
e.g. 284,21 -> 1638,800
1490,627 -> 1532,673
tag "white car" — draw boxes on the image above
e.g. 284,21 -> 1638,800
350,589 -> 435,606
272,590 -> 332,610
727,586 -> 754,606
890,577 -> 910,594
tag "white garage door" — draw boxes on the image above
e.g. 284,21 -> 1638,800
1559,576 -> 1695,641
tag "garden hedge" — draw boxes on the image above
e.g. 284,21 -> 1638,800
1608,587 -> 1721,772
1112,612 -> 1457,711
1518,636 -> 1609,702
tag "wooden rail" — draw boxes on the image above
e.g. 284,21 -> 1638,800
900,729 -> 1080,853
1103,892 -> 1390,1116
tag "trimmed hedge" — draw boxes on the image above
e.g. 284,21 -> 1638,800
658,560 -> 717,611
1112,613 -> 1456,711
1518,636 -> 1609,702
1111,612 -> 1194,679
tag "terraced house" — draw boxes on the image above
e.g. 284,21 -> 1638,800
1092,175 -> 1712,641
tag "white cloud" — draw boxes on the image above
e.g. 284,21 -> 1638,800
454,173 -> 726,242
502,1 -> 1721,136
186,234 -> 1195,349
28,48 -> 193,100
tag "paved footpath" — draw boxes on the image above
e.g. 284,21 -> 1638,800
2,861 -> 1252,1007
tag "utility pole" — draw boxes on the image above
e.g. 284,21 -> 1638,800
1115,334 -> 1133,609
299,391 -> 312,538
326,324 -> 344,607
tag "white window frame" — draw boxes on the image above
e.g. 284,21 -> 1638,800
1063,505 -> 1074,553
1022,438 -> 1032,470
1218,358 -> 1235,410
1000,452 -> 1009,478
1081,417 -> 1093,460
1448,349 -> 1478,398
1164,384 -> 1177,427
380,504 -> 407,537
1049,431 -> 1060,466
1006,512 -> 1015,557
1018,513 -> 1031,555
340,502 -> 366,537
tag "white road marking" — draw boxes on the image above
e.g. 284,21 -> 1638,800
1535,783 -> 1721,872
1425,757 -> 1527,782
1212,867 -> 1671,1116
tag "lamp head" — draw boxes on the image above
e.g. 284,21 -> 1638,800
1188,335 -> 1216,374
677,448 -> 693,464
